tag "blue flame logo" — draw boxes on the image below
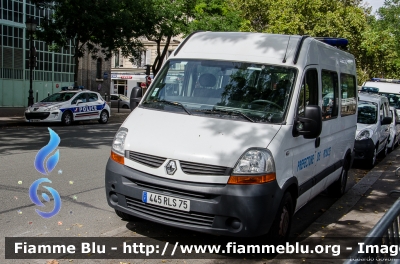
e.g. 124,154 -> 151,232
34,128 -> 60,175
29,178 -> 61,218
30,128 -> 62,218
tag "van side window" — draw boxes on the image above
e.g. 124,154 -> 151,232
298,69 -> 318,116
321,70 -> 339,120
340,74 -> 357,116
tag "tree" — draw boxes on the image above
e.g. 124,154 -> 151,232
141,0 -> 242,76
185,0 -> 243,33
32,0 -> 152,84
230,0 -> 369,83
142,0 -> 196,76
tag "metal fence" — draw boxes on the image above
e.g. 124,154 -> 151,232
344,198 -> 400,264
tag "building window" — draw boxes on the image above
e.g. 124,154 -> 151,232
96,58 -> 102,79
114,50 -> 119,68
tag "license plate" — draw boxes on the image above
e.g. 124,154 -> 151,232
142,191 -> 190,212
30,119 -> 41,122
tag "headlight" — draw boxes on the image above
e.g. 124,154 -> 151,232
44,105 -> 61,111
25,108 -> 30,113
356,129 -> 373,141
229,149 -> 276,184
112,127 -> 128,155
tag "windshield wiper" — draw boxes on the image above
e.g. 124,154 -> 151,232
144,99 -> 192,115
195,109 -> 255,123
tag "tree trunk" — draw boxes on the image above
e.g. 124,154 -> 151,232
152,35 -> 172,76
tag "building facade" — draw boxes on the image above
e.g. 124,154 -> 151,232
110,38 -> 181,97
0,0 -> 110,107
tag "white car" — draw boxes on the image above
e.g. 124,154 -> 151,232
25,89 -> 111,125
354,93 -> 392,168
388,106 -> 400,151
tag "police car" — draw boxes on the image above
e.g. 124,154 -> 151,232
25,88 -> 111,125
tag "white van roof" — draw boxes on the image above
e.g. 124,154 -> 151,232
358,92 -> 388,104
170,32 -> 356,74
363,81 -> 400,94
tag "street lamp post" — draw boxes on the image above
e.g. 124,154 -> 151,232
26,18 -> 37,107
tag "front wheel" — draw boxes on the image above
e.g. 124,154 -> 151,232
99,110 -> 109,124
389,136 -> 396,152
367,147 -> 377,169
61,111 -> 73,126
266,192 -> 293,245
380,141 -> 388,158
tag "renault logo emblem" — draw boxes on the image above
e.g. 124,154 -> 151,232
165,160 -> 177,175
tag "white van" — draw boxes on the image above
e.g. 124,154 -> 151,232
388,106 -> 400,151
354,93 -> 391,168
105,32 -> 358,242
362,78 -> 400,115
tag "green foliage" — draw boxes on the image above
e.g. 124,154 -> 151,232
33,0 -> 151,83
186,0 -> 243,33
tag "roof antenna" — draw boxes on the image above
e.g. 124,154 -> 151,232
282,36 -> 291,63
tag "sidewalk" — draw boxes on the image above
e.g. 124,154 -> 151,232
0,107 -> 130,127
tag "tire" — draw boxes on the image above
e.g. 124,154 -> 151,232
115,209 -> 138,221
328,159 -> 349,197
379,141 -> 388,158
99,110 -> 109,124
61,111 -> 73,126
367,147 -> 377,169
265,192 -> 293,245
122,105 -> 129,109
389,136 -> 396,152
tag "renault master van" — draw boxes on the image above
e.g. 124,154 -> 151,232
105,32 -> 358,242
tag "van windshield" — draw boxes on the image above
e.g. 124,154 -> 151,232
379,92 -> 400,108
142,60 -> 297,123
357,101 -> 378,124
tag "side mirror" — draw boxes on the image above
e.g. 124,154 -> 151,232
381,116 -> 392,125
130,86 -> 143,111
76,100 -> 83,105
293,105 -> 322,139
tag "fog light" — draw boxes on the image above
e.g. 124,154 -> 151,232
110,193 -> 118,204
226,217 -> 242,230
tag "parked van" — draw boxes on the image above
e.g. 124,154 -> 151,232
388,106 -> 400,151
354,93 -> 391,168
105,32 -> 358,242
362,78 -> 400,115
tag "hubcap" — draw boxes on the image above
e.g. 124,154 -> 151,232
279,206 -> 289,236
65,114 -> 71,124
101,112 -> 108,122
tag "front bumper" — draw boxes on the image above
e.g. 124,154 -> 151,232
105,159 -> 283,237
25,110 -> 62,122
354,138 -> 375,160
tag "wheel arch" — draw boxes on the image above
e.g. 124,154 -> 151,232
62,109 -> 74,120
281,177 -> 299,210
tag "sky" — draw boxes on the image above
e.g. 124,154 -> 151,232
365,0 -> 385,13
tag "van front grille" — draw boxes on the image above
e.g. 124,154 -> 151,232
180,160 -> 230,175
125,196 -> 215,227
126,151 -> 166,168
